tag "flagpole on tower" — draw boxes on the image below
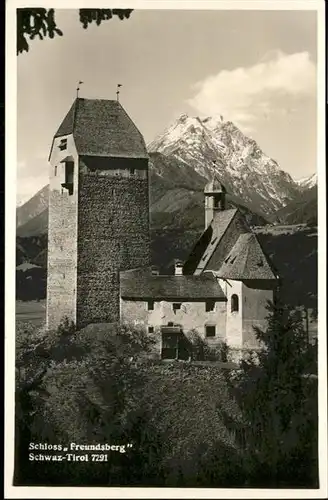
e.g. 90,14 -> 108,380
116,84 -> 122,102
76,81 -> 84,98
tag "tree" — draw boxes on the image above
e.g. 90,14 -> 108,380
14,319 -> 164,486
17,8 -> 134,54
221,299 -> 318,487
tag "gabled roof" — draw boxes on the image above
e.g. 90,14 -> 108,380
120,268 -> 226,301
51,98 -> 148,159
183,209 -> 238,275
217,233 -> 278,280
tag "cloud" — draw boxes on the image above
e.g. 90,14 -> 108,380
188,51 -> 316,130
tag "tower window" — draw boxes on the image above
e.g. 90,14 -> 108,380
147,300 -> 154,311
205,325 -> 216,337
59,138 -> 67,151
65,161 -> 74,184
231,294 -> 239,313
173,303 -> 181,312
205,300 -> 215,312
61,161 -> 74,195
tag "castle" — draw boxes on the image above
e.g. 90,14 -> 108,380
47,98 -> 279,360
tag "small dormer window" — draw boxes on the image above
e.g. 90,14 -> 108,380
59,138 -> 67,151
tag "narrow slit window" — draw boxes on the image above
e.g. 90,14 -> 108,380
54,166 -> 57,176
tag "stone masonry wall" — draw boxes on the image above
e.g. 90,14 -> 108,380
46,135 -> 79,329
76,159 -> 150,327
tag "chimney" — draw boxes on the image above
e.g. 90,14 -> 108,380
151,265 -> 160,276
174,260 -> 183,276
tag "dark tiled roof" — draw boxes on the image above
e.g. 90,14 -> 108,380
217,233 -> 278,280
54,98 -> 148,159
120,268 -> 226,300
183,209 -> 238,275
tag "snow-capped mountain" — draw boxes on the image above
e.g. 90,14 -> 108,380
148,113 -> 300,214
295,173 -> 317,191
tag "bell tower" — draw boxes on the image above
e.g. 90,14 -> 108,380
204,177 -> 227,228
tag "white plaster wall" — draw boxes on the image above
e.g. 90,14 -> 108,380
242,282 -> 274,349
219,278 -> 243,349
120,298 -> 227,346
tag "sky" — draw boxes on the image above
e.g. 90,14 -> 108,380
17,8 -> 318,205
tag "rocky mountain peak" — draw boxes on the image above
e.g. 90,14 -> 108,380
148,113 -> 299,214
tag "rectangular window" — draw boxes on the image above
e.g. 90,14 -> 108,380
205,325 -> 216,337
59,138 -> 67,151
54,166 -> 57,176
205,300 -> 215,312
161,332 -> 179,360
130,168 -> 135,175
147,300 -> 154,311
148,326 -> 154,333
173,303 -> 181,312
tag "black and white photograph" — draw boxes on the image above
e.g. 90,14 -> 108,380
5,0 -> 327,497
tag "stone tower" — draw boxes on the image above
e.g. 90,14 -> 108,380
204,177 -> 227,228
46,98 -> 150,329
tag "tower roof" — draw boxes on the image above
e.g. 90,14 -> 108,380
51,98 -> 148,159
204,176 -> 226,194
217,233 -> 278,280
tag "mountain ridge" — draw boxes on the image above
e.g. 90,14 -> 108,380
148,113 -> 300,214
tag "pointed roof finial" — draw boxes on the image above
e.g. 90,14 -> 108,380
76,81 -> 84,98
116,83 -> 122,102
